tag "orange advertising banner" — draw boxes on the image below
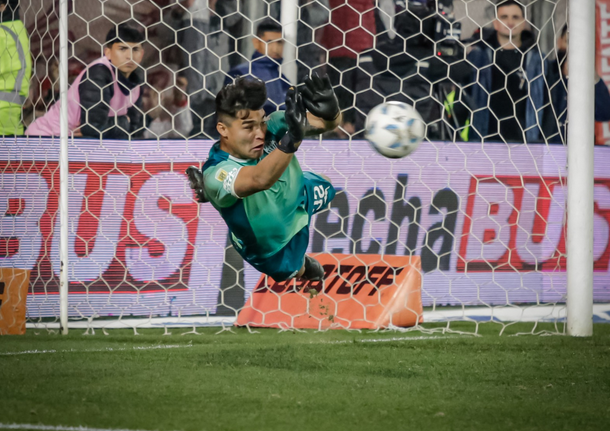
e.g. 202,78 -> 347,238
0,268 -> 30,335
596,0 -> 610,145
236,254 -> 423,330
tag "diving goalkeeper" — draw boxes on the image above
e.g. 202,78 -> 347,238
186,73 -> 341,281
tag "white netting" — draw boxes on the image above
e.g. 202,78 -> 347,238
1,0 -> 609,335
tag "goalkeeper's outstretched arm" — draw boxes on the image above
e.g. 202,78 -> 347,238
305,111 -> 342,136
301,72 -> 342,136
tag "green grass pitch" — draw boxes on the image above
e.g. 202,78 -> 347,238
1,323 -> 609,431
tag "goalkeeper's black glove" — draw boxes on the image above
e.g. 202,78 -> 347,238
185,166 -> 209,203
300,72 -> 340,122
277,87 -> 307,154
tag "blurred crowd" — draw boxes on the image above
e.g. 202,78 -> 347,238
1,0 -> 609,143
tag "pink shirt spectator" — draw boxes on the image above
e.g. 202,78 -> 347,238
26,56 -> 140,136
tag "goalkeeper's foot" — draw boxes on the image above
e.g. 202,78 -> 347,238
300,255 -> 325,281
185,166 -> 208,203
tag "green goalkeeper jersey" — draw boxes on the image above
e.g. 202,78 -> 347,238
202,111 -> 309,262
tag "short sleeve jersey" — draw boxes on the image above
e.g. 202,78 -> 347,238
202,111 -> 309,261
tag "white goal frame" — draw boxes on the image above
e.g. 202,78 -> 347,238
41,0 -> 594,336
566,0 -> 595,337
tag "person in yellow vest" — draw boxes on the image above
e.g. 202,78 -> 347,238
0,0 -> 31,136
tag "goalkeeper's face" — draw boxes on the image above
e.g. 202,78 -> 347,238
217,109 -> 267,160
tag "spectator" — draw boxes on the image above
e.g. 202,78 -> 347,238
0,0 -> 31,136
143,75 -> 193,139
296,0 -> 329,83
353,0 -> 468,140
162,0 -> 239,138
170,0 -> 214,109
26,24 -> 145,139
319,0 -> 377,136
466,0 -> 546,143
207,0 -> 241,92
224,18 -> 290,116
544,24 -> 610,143
23,56 -> 90,129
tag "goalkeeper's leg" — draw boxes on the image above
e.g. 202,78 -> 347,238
240,226 -> 324,282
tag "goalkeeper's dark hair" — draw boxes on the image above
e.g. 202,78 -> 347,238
256,18 -> 282,37
216,76 -> 267,122
105,23 -> 145,47
496,0 -> 524,16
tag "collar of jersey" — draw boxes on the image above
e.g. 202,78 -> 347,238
228,154 -> 249,163
210,141 -> 254,164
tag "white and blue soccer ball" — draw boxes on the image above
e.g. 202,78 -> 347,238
364,101 -> 425,159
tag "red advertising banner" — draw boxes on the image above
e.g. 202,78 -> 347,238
2,160 -> 201,295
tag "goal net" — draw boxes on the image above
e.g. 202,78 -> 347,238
1,0 -> 607,335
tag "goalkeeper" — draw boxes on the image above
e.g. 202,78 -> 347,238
187,73 -> 341,281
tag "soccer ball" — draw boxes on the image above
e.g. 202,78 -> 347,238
364,102 -> 425,159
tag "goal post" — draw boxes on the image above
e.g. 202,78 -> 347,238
280,0 -> 298,85
567,0 -> 595,337
58,0 -> 69,335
